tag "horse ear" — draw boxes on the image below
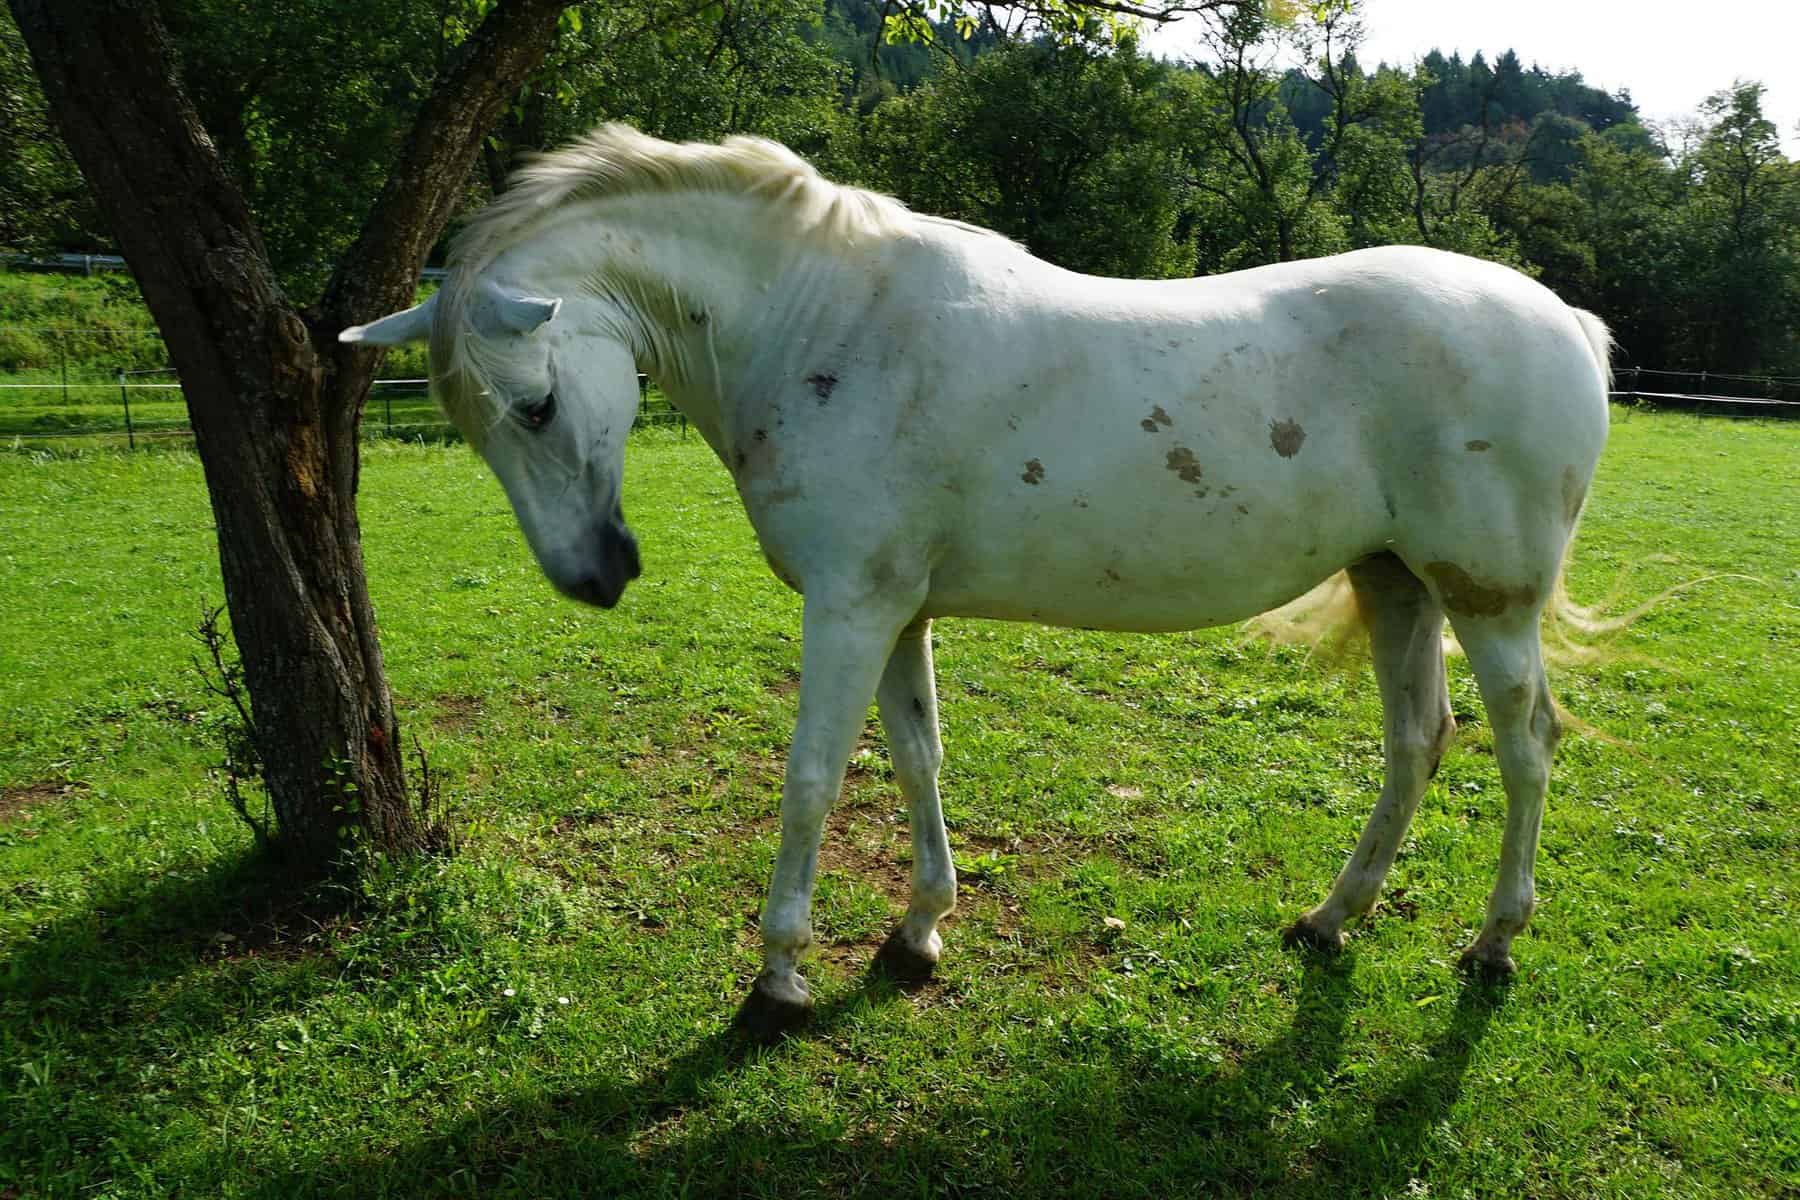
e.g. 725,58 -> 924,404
480,286 -> 563,336
340,293 -> 438,346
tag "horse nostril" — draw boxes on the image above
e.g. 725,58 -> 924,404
603,518 -> 640,580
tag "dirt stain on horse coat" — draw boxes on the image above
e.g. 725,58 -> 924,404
1268,419 -> 1306,458
1022,458 -> 1045,485
805,372 -> 838,401
1561,465 -> 1587,524
1465,439 -> 1491,452
1425,561 -> 1536,617
1139,405 -> 1173,433
1164,446 -> 1203,484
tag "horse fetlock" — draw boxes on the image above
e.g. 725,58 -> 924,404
1483,887 -> 1537,935
908,874 -> 957,921
759,901 -> 815,969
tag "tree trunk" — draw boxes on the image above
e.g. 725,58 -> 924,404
11,0 -> 571,873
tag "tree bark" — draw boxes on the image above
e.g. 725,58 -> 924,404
10,0 -> 570,872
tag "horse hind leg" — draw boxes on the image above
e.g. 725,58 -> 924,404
1286,552 -> 1454,951
871,619 -> 957,982
1444,605 -> 1561,978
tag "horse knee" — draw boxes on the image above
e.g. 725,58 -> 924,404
897,741 -> 943,791
1395,710 -> 1456,783
1427,711 -> 1457,778
780,765 -> 838,829
886,722 -> 942,789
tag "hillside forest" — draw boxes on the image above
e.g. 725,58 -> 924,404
2,0 -> 1797,378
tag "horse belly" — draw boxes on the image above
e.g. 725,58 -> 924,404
922,454 -> 1388,634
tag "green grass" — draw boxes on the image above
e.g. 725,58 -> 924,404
1,410 -> 1796,1198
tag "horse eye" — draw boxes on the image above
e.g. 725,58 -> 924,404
519,392 -> 556,431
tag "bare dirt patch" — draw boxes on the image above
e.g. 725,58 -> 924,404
429,693 -> 485,733
0,779 -> 80,826
817,801 -> 911,902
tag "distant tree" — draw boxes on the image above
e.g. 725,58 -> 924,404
865,37 -> 1193,278
495,0 -> 860,183
882,0 -> 1247,46
158,0 -> 458,301
1566,126 -> 1688,366
1182,1 -> 1418,268
1179,1 -> 1346,266
813,0 -> 997,102
1673,83 -> 1800,371
0,10 -> 102,252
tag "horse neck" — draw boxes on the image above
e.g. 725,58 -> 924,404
506,193 -> 854,450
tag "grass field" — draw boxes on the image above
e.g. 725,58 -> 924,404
1,410 -> 1795,1198
0,269 -> 445,444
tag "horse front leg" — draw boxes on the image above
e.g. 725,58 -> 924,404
871,619 -> 955,981
738,595 -> 907,1040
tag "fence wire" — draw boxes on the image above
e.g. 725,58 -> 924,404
0,339 -> 685,445
3,324 -> 1791,447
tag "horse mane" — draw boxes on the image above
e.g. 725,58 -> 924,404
431,125 -> 1007,440
448,124 -> 914,280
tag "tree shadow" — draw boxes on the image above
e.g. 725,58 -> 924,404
215,948 -> 1516,1199
2,846 -> 345,1008
2,848 -> 349,1171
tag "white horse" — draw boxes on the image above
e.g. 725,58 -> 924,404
346,125 -> 1611,1037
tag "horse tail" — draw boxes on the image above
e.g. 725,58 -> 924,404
1571,306 -> 1614,389
1241,562 -> 1737,670
1241,571 -> 1366,662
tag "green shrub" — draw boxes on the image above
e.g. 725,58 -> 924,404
0,325 -> 51,370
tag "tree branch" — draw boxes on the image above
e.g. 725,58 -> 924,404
316,0 -> 576,335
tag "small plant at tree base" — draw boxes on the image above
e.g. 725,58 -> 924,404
193,600 -> 271,850
192,601 -> 457,864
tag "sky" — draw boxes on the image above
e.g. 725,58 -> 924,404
1147,0 -> 1800,154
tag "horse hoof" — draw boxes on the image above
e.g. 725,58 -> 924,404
1458,942 -> 1517,981
1283,914 -> 1347,954
734,983 -> 813,1043
873,927 -> 940,983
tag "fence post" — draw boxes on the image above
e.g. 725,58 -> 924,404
60,338 -> 68,405
384,384 -> 392,437
117,367 -> 134,449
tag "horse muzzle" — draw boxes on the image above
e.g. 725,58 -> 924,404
555,514 -> 641,609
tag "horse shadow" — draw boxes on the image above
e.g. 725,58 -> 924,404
220,948 -> 1507,1199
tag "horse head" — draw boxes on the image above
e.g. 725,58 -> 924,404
342,279 -> 643,608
